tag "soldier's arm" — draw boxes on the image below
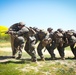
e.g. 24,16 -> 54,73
73,32 -> 76,37
9,27 -> 29,36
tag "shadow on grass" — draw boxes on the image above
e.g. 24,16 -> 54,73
0,56 -> 31,64
44,57 -> 76,61
0,56 -> 12,60
0,56 -> 76,64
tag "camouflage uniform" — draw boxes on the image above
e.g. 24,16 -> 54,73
36,30 -> 47,60
46,28 -> 57,59
65,30 -> 76,58
34,28 -> 54,60
58,29 -> 76,59
46,33 -> 55,59
57,29 -> 66,59
34,28 -> 55,60
8,22 -> 37,61
7,23 -> 25,59
24,27 -> 37,62
13,36 -> 24,59
70,30 -> 76,58
47,30 -> 65,59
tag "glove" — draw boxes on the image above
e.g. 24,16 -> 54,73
8,31 -> 14,35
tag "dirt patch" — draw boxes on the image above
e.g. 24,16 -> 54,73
0,47 -> 74,57
0,47 -> 11,52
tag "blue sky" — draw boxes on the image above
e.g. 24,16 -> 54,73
0,0 -> 76,31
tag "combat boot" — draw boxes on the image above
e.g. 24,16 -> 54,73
51,56 -> 56,60
41,57 -> 45,61
73,56 -> 76,59
12,55 -> 15,58
16,54 -> 22,59
61,57 -> 65,60
31,57 -> 37,62
16,50 -> 22,59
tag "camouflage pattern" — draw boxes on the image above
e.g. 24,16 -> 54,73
33,28 -> 51,60
7,23 -> 25,58
48,31 -> 65,59
7,22 -> 37,61
64,30 -> 76,58
57,29 -> 76,59
6,22 -> 76,60
24,27 -> 37,62
35,29 -> 48,60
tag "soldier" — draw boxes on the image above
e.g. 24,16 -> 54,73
65,30 -> 76,59
33,27 -> 56,60
54,31 -> 65,59
32,27 -> 51,60
35,29 -> 48,60
6,23 -> 25,59
57,29 -> 76,59
24,26 -> 37,62
57,28 -> 67,60
46,27 -> 56,59
8,22 -> 37,62
47,30 -> 65,60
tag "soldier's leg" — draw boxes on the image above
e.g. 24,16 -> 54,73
37,42 -> 45,60
10,35 -> 16,58
24,39 -> 37,62
24,41 -> 32,56
73,47 -> 76,58
30,40 -> 37,62
70,44 -> 76,58
57,46 -> 65,60
16,36 -> 25,59
12,47 -> 18,58
46,42 -> 56,59
16,43 -> 24,59
12,38 -> 19,58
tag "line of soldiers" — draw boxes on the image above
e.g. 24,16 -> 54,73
6,22 -> 76,62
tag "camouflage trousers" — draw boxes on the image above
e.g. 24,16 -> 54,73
24,36 -> 37,62
10,35 -> 24,58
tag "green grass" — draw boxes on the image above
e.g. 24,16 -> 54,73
0,51 -> 76,75
0,40 -> 10,42
65,46 -> 70,50
0,63 -> 22,75
0,60 -> 76,75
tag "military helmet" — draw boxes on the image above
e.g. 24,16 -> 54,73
47,27 -> 53,31
19,22 -> 25,26
33,27 -> 37,30
66,31 -> 73,36
33,27 -> 40,32
57,28 -> 63,32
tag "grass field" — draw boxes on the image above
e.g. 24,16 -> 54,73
0,51 -> 76,75
0,41 -> 76,75
0,41 -> 11,48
